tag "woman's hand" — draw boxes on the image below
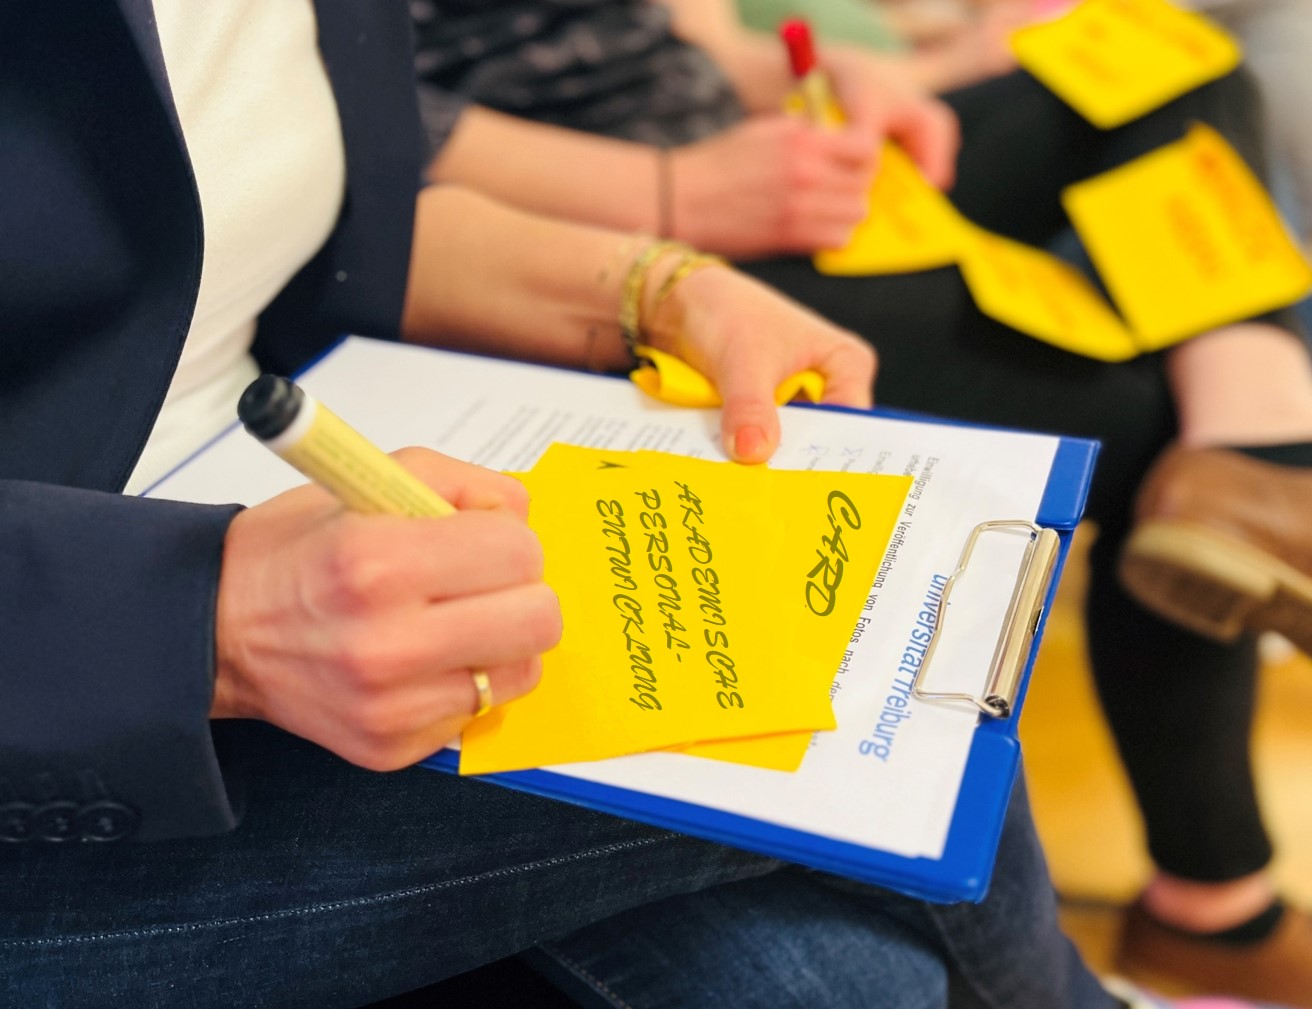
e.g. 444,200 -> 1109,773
665,55 -> 959,259
821,47 -> 961,191
643,263 -> 877,463
669,117 -> 878,257
212,448 -> 562,771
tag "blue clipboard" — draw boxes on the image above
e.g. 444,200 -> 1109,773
143,338 -> 1097,904
415,393 -> 1098,906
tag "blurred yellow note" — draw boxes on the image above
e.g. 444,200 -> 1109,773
1011,0 -> 1242,129
958,226 -> 1142,361
1062,123 -> 1312,348
630,347 -> 825,408
815,144 -> 968,275
460,445 -> 910,775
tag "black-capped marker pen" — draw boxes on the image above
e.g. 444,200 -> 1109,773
237,374 -> 456,518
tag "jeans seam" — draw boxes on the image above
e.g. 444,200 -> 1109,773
536,942 -> 638,1009
2,835 -> 673,948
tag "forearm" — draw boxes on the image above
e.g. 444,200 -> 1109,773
400,187 -> 877,466
429,105 -> 664,234
401,185 -> 649,370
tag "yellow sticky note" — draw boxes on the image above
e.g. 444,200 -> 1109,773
629,347 -> 825,408
630,450 -> 907,774
637,451 -> 906,685
461,445 -> 910,775
1011,0 -> 1242,129
814,144 -> 969,276
461,449 -> 821,773
958,226 -> 1142,360
1062,123 -> 1312,347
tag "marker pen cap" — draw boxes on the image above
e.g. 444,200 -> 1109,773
779,18 -> 817,78
238,374 -> 304,441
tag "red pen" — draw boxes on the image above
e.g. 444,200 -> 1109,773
779,17 -> 842,126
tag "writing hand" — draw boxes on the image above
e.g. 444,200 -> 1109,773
668,116 -> 878,257
644,266 -> 876,464
822,48 -> 960,191
211,448 -> 562,771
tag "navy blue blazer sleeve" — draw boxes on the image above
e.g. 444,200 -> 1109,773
0,0 -> 425,843
0,483 -> 243,841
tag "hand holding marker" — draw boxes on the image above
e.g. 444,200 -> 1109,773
780,18 -> 844,127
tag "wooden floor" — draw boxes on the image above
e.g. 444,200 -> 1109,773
1020,526 -> 1312,978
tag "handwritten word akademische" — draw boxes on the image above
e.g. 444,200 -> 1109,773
677,480 -> 744,710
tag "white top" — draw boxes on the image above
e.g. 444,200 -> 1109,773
126,0 -> 347,493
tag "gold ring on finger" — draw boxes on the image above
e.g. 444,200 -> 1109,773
471,670 -> 494,719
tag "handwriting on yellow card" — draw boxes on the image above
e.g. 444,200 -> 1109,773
463,454 -> 830,775
958,226 -> 1142,361
649,452 -> 905,774
815,144 -> 968,275
459,445 -> 910,775
1062,124 -> 1312,348
1011,0 -> 1242,129
629,347 -> 825,409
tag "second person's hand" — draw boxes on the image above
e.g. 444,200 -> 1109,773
668,115 -> 878,258
642,262 -> 877,464
822,47 -> 961,192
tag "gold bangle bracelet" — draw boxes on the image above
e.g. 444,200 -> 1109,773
618,238 -> 693,363
651,252 -> 729,312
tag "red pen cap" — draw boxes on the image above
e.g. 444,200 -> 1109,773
779,18 -> 817,78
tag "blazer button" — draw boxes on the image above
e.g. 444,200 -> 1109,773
77,801 -> 139,842
34,800 -> 81,842
0,801 -> 35,843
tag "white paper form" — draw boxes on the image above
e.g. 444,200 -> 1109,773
149,337 -> 1059,859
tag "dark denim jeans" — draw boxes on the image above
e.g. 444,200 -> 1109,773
0,722 -> 1114,1009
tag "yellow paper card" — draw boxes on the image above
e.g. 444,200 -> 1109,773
461,446 -> 909,775
460,449 -> 820,773
639,451 -> 908,773
644,452 -> 906,673
629,347 -> 825,409
1062,123 -> 1312,347
814,144 -> 969,276
958,226 -> 1142,360
469,448 -> 829,771
1010,0 -> 1242,129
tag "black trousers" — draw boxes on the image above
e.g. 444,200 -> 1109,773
743,69 -> 1301,883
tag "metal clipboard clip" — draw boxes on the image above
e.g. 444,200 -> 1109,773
911,520 -> 1061,719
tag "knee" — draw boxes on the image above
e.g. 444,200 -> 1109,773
824,947 -> 949,1009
